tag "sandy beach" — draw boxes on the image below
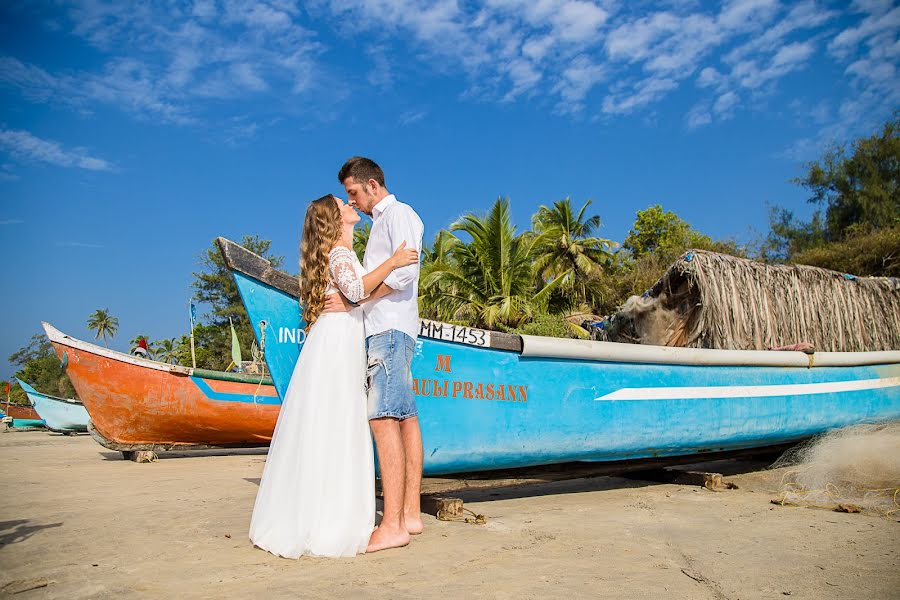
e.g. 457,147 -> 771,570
1,431 -> 897,600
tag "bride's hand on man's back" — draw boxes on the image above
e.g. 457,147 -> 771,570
391,241 -> 419,269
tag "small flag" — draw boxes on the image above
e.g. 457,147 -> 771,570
4,381 -> 9,394
189,302 -> 197,325
230,318 -> 242,370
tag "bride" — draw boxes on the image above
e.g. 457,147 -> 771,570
249,194 -> 418,558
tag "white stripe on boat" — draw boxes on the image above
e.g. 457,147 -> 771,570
596,377 -> 900,401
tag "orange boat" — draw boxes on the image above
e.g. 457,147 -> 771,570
42,322 -> 281,459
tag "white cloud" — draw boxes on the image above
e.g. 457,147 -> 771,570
1,0 -> 893,149
0,129 -> 114,171
686,103 -> 712,129
828,5 -> 900,59
713,90 -> 739,115
602,76 -> 678,115
553,54 -> 605,113
230,63 -> 268,92
717,0 -> 779,31
732,41 -> 816,89
399,110 -> 427,126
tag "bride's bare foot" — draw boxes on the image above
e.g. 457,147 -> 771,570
405,513 -> 424,535
366,525 -> 410,553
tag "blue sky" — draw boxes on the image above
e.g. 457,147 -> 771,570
2,0 -> 898,380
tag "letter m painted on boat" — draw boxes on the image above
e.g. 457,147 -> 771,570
435,354 -> 451,373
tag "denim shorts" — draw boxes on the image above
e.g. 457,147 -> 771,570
365,329 -> 417,421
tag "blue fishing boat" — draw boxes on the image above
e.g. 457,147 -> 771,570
16,379 -> 89,434
218,238 -> 900,476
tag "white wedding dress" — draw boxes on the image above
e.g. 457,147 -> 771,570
249,246 -> 375,558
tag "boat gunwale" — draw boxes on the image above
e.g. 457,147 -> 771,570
217,237 -> 900,368
43,322 -> 193,375
42,322 -> 278,384
16,378 -> 83,406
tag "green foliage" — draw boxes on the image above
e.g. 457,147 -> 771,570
794,113 -> 899,241
417,195 -> 741,333
513,313 -> 587,339
765,115 -> 899,276
419,230 -> 460,322
152,338 -> 182,364
7,334 -> 77,402
190,236 -> 284,370
422,198 -> 548,329
353,221 -> 371,262
531,198 -> 616,313
621,204 -> 740,265
792,225 -> 900,277
86,308 -> 119,347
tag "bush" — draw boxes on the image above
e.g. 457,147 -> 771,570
793,225 -> 900,277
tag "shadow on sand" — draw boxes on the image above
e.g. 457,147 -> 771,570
0,519 -> 63,548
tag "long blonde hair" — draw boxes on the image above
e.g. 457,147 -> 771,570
300,195 -> 342,330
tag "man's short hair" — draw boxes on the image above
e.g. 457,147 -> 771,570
338,156 -> 386,188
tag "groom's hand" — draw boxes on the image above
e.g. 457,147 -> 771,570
323,293 -> 352,313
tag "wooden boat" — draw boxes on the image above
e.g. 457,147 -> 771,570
42,323 -> 280,456
16,379 -> 89,434
1,402 -> 45,429
218,237 -> 900,476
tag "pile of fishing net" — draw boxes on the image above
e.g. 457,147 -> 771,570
771,422 -> 900,518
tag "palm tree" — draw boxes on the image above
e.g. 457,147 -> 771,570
130,334 -> 150,347
86,309 -> 119,348
419,230 -> 460,321
424,198 -> 560,329
531,198 -> 616,312
153,338 -> 181,364
353,221 -> 371,262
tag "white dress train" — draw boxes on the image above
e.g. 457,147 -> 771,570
249,246 -> 375,558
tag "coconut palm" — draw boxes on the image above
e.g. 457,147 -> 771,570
531,198 -> 616,312
130,334 -> 150,347
353,221 -> 371,262
424,198 -> 561,329
153,338 -> 181,365
419,230 -> 460,321
86,309 -> 119,348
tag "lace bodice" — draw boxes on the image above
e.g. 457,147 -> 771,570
328,246 -> 368,304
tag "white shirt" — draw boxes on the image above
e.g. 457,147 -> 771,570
362,194 -> 424,340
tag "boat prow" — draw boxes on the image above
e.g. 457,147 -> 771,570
16,378 -> 88,434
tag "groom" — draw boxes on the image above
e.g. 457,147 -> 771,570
325,156 -> 425,553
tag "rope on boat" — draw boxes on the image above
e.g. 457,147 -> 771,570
251,319 -> 273,405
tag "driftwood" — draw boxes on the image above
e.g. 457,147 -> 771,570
609,250 -> 900,351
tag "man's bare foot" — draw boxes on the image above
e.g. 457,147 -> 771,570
366,526 -> 410,553
405,513 -> 424,535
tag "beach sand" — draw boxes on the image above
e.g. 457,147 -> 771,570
1,431 -> 897,599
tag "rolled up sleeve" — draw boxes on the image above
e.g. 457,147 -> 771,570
383,205 -> 424,291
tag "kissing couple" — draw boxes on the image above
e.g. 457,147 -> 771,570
249,156 -> 426,558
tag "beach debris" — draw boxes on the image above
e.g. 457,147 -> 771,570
835,503 -> 862,513
1,578 -> 52,594
626,468 -> 738,491
421,495 -> 463,521
121,450 -> 157,463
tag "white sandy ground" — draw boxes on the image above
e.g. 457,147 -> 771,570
0,431 -> 897,600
